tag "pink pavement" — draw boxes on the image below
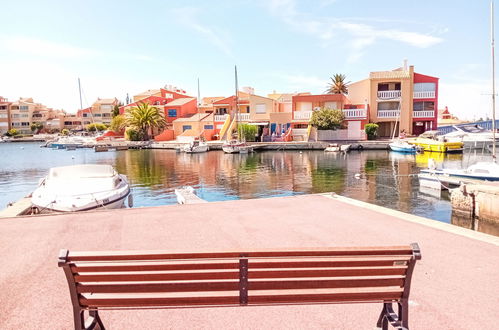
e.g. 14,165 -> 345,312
0,194 -> 498,329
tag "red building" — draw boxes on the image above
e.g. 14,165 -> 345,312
412,73 -> 439,135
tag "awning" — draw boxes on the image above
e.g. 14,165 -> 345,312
246,122 -> 268,126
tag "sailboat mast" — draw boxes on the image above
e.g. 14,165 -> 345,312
234,65 -> 239,140
492,0 -> 497,161
197,78 -> 201,108
78,78 -> 83,110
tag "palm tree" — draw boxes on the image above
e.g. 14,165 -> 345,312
326,74 -> 350,94
125,102 -> 166,141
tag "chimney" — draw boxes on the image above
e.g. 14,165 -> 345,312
403,59 -> 408,71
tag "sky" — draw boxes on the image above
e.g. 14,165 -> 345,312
0,0 -> 496,119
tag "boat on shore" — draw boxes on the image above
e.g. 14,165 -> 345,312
31,164 -> 131,213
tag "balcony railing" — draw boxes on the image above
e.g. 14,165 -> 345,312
236,113 -> 250,121
413,91 -> 435,99
214,114 -> 228,122
377,90 -> 401,99
413,110 -> 435,118
343,108 -> 367,119
377,110 -> 400,118
294,111 -> 312,120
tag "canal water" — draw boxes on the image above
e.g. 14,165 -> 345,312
0,142 -> 495,231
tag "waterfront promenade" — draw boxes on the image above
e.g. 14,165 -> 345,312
0,194 -> 498,329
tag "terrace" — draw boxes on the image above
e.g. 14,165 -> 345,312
0,194 -> 497,329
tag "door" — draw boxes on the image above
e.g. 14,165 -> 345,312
347,121 -> 362,140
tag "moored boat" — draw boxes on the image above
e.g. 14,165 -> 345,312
183,140 -> 209,153
389,139 -> 420,153
222,140 -> 251,154
408,131 -> 463,153
31,164 -> 131,213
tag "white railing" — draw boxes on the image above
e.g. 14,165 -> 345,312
294,111 -> 312,120
343,108 -> 367,119
413,91 -> 435,99
214,114 -> 228,122
377,110 -> 400,118
377,90 -> 401,99
236,113 -> 250,121
413,110 -> 435,118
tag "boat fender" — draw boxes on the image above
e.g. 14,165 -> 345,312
357,145 -> 364,151
128,194 -> 134,208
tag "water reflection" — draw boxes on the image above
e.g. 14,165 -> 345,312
1,142 -> 498,236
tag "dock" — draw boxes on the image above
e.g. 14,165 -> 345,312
0,196 -> 32,218
0,193 -> 497,329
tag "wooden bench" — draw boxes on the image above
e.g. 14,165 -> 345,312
58,243 -> 421,330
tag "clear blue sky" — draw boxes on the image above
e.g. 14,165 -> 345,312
0,0 -> 495,119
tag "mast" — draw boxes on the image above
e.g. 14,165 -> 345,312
78,78 -> 83,110
197,78 -> 201,107
492,0 -> 497,161
234,65 -> 239,141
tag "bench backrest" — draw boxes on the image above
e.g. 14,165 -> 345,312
58,244 -> 421,309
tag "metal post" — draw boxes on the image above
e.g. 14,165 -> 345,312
492,1 -> 497,161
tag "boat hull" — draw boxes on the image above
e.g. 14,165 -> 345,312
408,138 -> 463,153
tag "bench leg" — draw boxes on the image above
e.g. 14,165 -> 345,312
73,308 -> 85,330
73,308 -> 105,330
89,310 -> 105,330
376,302 -> 408,330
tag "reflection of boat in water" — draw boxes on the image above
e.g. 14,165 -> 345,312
408,131 -> 464,153
31,164 -> 131,213
183,140 -> 209,153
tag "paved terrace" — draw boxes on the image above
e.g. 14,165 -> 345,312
0,194 -> 498,329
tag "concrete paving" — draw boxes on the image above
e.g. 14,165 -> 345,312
0,194 -> 498,329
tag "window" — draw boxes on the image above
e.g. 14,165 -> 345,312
413,101 -> 434,111
0,106 -> 6,110
378,101 -> 399,110
182,125 -> 192,131
246,106 -> 250,113
21,122 -> 30,126
64,121 -> 72,125
93,113 -> 102,117
256,104 -> 266,114
20,105 -> 29,111
100,105 -> 112,110
102,113 -> 111,117
414,83 -> 436,92
168,109 -> 177,117
11,106 -> 19,110
21,114 -> 29,118
11,114 -> 19,118
83,113 -> 88,117
0,114 -> 7,118
204,124 -> 214,130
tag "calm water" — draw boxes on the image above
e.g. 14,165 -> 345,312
0,142 -> 494,226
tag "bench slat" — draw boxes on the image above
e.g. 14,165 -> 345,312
75,276 -> 405,294
69,257 -> 411,273
79,287 -> 404,308
68,246 -> 414,261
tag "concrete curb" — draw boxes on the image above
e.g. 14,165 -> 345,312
322,193 -> 499,247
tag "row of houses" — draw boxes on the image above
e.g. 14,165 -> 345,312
1,63 -> 439,140
0,97 -> 119,134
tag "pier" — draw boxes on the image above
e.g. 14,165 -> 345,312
0,193 -> 497,329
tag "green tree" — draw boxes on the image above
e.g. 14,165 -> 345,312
112,102 -> 123,118
30,122 -> 43,133
86,123 -> 107,132
237,123 -> 257,142
125,102 -> 166,141
364,123 -> 379,140
326,74 -> 350,94
110,114 -> 126,132
310,108 -> 345,130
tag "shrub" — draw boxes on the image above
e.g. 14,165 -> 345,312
6,129 -> 19,136
365,123 -> 379,140
30,122 -> 43,133
86,123 -> 107,132
61,129 -> 70,136
309,108 -> 345,130
237,123 -> 257,142
110,114 -> 126,132
126,128 -> 143,141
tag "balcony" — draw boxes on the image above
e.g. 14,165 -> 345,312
377,90 -> 401,99
413,110 -> 435,118
294,111 -> 312,120
343,108 -> 367,119
236,113 -> 250,121
377,110 -> 400,118
214,114 -> 228,122
413,91 -> 435,99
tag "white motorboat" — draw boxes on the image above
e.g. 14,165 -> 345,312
442,124 -> 497,149
420,161 -> 499,181
389,139 -> 421,153
31,164 -> 131,213
222,140 -> 251,154
183,140 -> 209,153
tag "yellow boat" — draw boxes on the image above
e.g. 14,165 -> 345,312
408,137 -> 463,153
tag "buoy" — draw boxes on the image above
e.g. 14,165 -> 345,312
128,194 -> 134,208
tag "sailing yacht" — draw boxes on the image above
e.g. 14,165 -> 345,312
420,1 -> 499,181
223,66 -> 251,154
